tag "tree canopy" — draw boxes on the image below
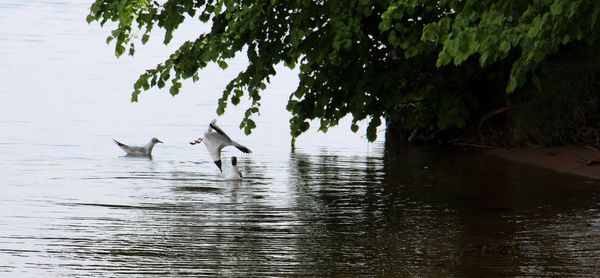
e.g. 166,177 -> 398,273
87,0 -> 600,143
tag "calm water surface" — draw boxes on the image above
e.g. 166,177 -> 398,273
1,1 -> 600,277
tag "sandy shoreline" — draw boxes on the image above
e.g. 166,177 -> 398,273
485,146 -> 600,179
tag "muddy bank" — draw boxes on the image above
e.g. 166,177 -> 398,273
485,146 -> 600,179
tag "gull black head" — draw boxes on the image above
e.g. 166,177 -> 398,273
214,160 -> 222,172
152,138 -> 163,144
231,156 -> 238,166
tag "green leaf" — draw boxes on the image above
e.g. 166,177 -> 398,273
131,90 -> 140,102
169,81 -> 181,96
421,24 -> 438,42
200,13 -> 210,22
231,95 -> 240,105
550,1 -> 563,16
86,15 -> 96,24
244,119 -> 256,135
366,117 -> 381,141
217,60 -> 228,69
216,103 -> 226,115
479,52 -> 489,67
300,121 -> 310,132
507,76 -> 518,93
499,40 -> 511,53
247,119 -> 256,129
115,45 -> 126,57
437,51 -> 451,67
388,31 -> 401,47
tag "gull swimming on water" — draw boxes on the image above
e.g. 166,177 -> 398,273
113,137 -> 163,156
190,119 -> 252,172
224,156 -> 243,180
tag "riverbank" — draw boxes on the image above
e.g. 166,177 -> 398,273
485,146 -> 600,179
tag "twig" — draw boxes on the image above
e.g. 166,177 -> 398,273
479,106 -> 511,128
453,143 -> 495,149
408,127 -> 421,143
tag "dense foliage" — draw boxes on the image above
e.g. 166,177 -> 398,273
87,0 -> 600,143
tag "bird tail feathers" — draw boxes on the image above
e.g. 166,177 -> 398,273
113,139 -> 126,147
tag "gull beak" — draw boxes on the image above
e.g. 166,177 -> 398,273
157,140 -> 163,144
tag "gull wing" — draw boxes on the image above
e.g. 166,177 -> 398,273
206,119 -> 217,133
209,122 -> 232,142
113,139 -> 130,151
113,139 -> 146,155
232,142 -> 252,154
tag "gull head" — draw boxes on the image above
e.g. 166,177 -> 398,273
152,138 -> 163,144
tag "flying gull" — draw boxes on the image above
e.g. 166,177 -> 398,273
190,119 -> 252,172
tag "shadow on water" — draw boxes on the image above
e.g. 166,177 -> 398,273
280,142 -> 600,276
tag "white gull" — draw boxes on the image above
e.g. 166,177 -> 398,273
190,119 -> 252,172
113,137 -> 163,156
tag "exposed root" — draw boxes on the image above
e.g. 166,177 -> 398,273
479,106 -> 511,128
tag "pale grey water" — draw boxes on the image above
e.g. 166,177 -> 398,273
1,1 -> 600,277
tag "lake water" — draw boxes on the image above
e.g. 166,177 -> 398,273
1,1 -> 600,277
